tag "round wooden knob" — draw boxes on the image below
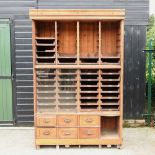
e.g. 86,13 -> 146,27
44,119 -> 50,123
43,131 -> 50,135
64,132 -> 71,136
85,118 -> 93,123
64,119 -> 71,123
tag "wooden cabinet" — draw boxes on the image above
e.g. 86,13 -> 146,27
30,9 -> 125,148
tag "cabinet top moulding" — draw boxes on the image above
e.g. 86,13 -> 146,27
29,9 -> 125,20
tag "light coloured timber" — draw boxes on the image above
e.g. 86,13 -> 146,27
31,9 -> 125,148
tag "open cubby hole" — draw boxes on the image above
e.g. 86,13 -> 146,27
36,69 -> 56,112
101,21 -> 121,64
57,21 -> 77,64
37,105 -> 56,113
58,69 -> 77,109
101,98 -> 120,111
35,21 -> 56,64
100,116 -> 120,139
80,105 -> 99,111
58,105 -> 77,112
35,21 -> 55,38
79,21 -> 99,64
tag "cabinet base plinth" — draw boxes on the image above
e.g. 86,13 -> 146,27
36,138 -> 122,146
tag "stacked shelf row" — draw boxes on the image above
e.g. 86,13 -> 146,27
34,21 -> 121,65
36,68 -> 120,113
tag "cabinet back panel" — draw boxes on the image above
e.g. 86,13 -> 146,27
101,22 -> 120,56
36,21 -> 55,38
58,21 -> 77,57
80,22 -> 98,58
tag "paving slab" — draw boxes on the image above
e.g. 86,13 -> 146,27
0,127 -> 155,155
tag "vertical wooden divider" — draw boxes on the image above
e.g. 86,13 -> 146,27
55,21 -> 58,112
119,20 -> 124,141
98,21 -> 101,111
32,20 -> 37,119
32,20 -> 37,145
77,21 -> 80,113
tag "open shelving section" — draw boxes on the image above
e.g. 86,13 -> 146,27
30,9 -> 125,148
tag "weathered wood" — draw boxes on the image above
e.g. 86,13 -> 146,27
31,9 -> 124,148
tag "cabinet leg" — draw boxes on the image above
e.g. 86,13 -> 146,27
36,145 -> 40,149
117,144 -> 122,149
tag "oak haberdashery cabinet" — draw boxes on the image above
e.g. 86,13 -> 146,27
29,9 -> 125,148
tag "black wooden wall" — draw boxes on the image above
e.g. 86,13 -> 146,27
0,0 -> 149,125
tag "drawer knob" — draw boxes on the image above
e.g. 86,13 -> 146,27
44,119 -> 50,123
85,118 -> 93,123
64,132 -> 71,136
64,119 -> 71,123
43,131 -> 50,135
85,131 -> 93,135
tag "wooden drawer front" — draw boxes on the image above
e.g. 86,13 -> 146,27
80,115 -> 99,127
79,128 -> 99,139
36,116 -> 56,127
57,115 -> 77,127
58,128 -> 78,139
36,128 -> 56,139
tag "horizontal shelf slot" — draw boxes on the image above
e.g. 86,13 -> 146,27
80,105 -> 99,111
101,99 -> 119,102
37,91 -> 56,93
80,103 -> 99,105
37,85 -> 56,88
58,57 -> 77,64
101,57 -> 120,64
36,56 -> 55,59
80,69 -> 98,73
80,81 -> 98,85
58,94 -> 76,98
80,99 -> 98,103
101,74 -> 120,79
37,79 -> 56,82
80,91 -> 98,93
101,97 -> 119,99
58,79 -> 77,82
101,81 -> 119,85
58,85 -> 77,88
37,96 -> 56,99
37,93 -> 56,97
80,58 -> 99,64
59,87 -> 76,91
80,96 -> 98,99
101,103 -> 119,105
101,91 -> 119,93
37,87 -> 55,90
80,79 -> 98,82
101,85 -> 120,87
36,37 -> 55,40
101,79 -> 120,82
80,85 -> 98,87
37,103 -> 56,106
80,87 -> 98,91
36,46 -> 55,51
101,105 -> 119,111
80,93 -> 98,97
36,42 -> 55,46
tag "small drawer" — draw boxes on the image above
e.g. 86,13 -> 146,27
57,115 -> 77,127
36,128 -> 56,139
79,128 -> 99,139
58,128 -> 78,139
36,116 -> 56,127
80,115 -> 99,127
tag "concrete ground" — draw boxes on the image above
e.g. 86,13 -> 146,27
0,127 -> 155,155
